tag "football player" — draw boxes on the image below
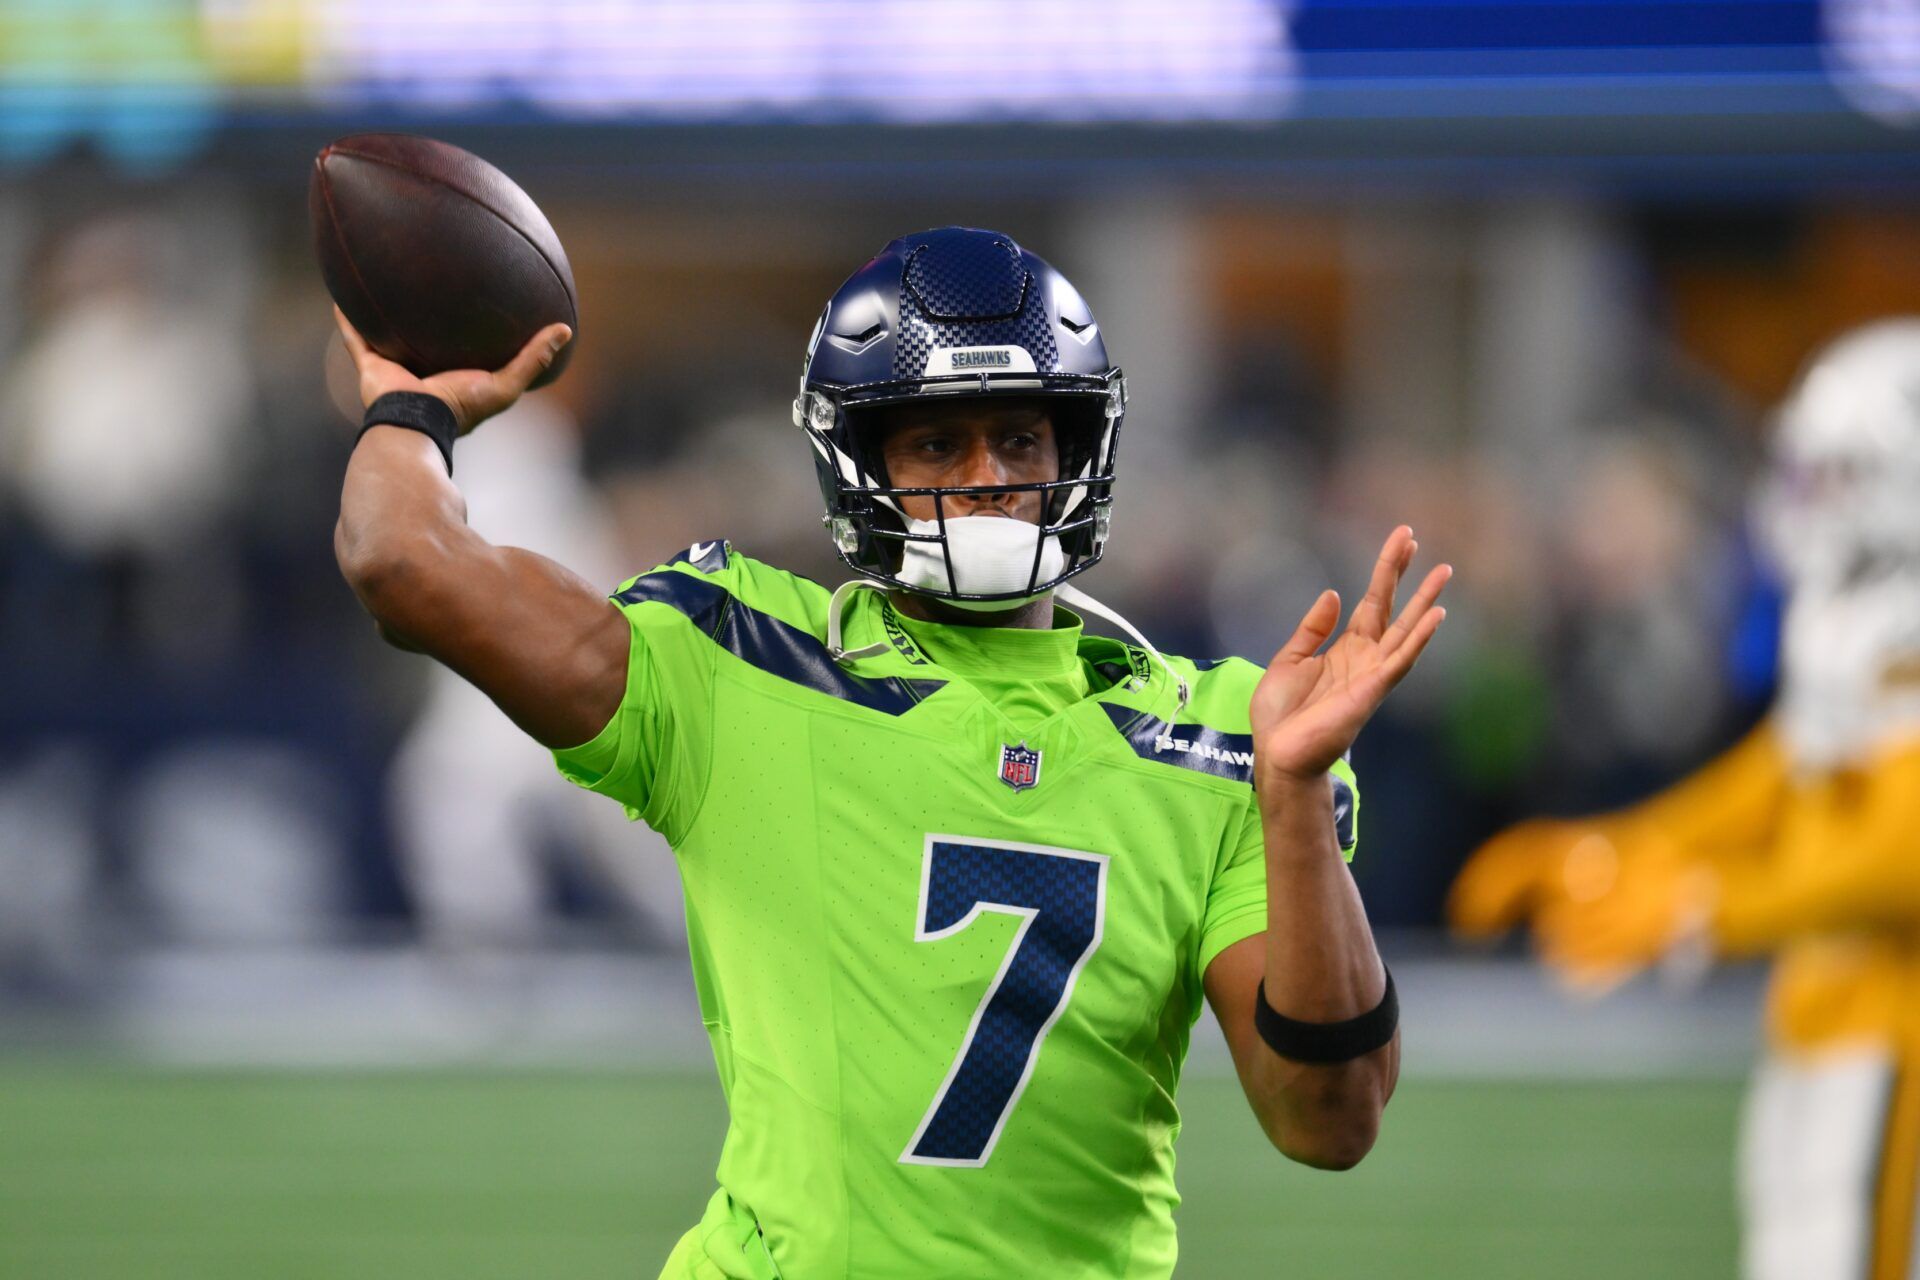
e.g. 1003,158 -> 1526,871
1448,319 -> 1920,1280
332,227 -> 1448,1278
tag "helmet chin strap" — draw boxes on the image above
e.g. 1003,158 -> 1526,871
826,579 -> 893,662
1055,582 -> 1191,713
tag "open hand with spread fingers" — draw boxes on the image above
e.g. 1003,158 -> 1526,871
1251,526 -> 1451,795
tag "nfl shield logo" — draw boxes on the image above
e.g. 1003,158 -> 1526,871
999,742 -> 1042,792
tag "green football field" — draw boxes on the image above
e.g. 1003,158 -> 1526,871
0,1066 -> 1740,1279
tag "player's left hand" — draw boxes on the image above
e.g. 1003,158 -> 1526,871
1250,526 -> 1451,792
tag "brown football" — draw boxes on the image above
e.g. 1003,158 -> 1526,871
309,133 -> 577,388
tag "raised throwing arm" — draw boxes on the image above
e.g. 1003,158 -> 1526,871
332,310 -> 630,749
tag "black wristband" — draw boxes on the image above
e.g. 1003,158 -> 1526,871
360,392 -> 458,476
1254,969 -> 1398,1064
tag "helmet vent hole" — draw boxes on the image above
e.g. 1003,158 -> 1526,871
828,322 -> 889,356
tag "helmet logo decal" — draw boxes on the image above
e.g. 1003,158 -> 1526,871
953,349 -> 1013,369
922,345 -> 1038,377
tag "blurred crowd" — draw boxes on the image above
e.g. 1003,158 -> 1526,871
7,177 -> 1903,994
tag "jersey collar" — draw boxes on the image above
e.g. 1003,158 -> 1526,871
888,599 -> 1085,679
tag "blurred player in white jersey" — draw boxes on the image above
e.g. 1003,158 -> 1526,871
1450,319 -> 1920,1280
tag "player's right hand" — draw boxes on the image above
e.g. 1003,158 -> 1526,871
334,306 -> 572,436
1446,818 -> 1618,940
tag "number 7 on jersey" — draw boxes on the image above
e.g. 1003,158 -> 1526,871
901,836 -> 1110,1168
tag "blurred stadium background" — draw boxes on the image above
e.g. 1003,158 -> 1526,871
4,1 -> 1920,1276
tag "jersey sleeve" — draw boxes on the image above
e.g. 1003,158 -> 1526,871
550,541 -> 731,844
1197,756 -> 1362,977
1612,720 -> 1790,869
1712,736 -> 1920,952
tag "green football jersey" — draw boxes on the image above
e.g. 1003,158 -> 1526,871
553,541 -> 1361,1280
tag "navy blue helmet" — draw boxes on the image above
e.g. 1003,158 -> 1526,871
795,227 -> 1126,602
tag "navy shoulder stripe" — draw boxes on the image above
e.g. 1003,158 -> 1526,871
616,570 -> 729,632
1101,704 -> 1356,846
1100,704 -> 1257,784
614,571 -> 945,716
